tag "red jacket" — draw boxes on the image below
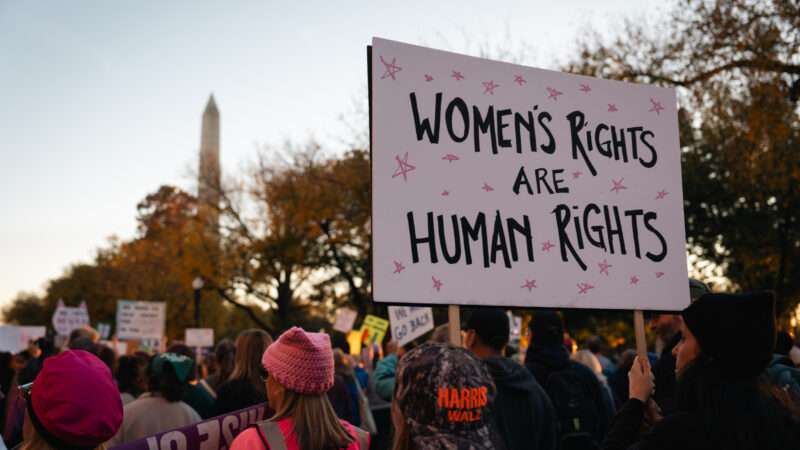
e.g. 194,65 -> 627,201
230,417 -> 369,450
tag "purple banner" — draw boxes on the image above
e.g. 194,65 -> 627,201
110,403 -> 271,450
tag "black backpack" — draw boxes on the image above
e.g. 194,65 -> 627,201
544,364 -> 601,450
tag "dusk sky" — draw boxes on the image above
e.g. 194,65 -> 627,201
0,0 -> 666,310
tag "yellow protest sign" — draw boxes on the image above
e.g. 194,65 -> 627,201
359,314 -> 389,346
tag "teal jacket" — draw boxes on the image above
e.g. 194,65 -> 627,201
374,354 -> 398,401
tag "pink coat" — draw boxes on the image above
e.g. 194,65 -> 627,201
230,417 -> 369,450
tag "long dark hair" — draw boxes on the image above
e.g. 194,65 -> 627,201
117,354 -> 148,397
675,354 -> 800,449
229,329 -> 273,395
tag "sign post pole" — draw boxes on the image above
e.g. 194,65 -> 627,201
633,310 -> 647,359
448,305 -> 460,346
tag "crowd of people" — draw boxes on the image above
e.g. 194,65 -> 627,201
2,280 -> 800,450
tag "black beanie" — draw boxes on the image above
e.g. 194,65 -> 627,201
529,310 -> 564,347
465,308 -> 510,351
682,292 -> 776,378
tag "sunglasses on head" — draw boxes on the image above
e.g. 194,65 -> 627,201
18,382 -> 32,401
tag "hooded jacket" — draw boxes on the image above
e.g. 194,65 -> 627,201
374,354 -> 398,401
525,344 -> 613,446
485,356 -> 557,450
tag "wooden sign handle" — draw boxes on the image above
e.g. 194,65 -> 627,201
633,310 -> 647,359
448,305 -> 461,346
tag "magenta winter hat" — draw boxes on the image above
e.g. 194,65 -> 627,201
28,350 -> 123,448
261,327 -> 334,394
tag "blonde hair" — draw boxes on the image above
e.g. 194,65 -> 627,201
571,349 -> 606,383
21,427 -> 107,450
229,329 -> 273,394
273,389 -> 354,450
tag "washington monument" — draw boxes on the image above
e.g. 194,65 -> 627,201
198,94 -> 220,233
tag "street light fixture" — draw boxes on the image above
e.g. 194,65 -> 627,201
192,277 -> 204,327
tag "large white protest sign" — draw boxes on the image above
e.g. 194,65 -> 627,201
388,306 -> 434,347
185,328 -> 214,348
52,300 -> 91,336
371,38 -> 689,311
0,326 -> 46,353
333,308 -> 358,333
116,300 -> 166,340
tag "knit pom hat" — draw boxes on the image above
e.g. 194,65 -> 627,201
261,327 -> 334,394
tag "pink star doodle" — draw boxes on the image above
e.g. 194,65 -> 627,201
442,153 -> 460,162
482,182 -> 494,192
598,259 -> 613,276
392,152 -> 416,182
432,276 -> 443,291
424,74 -> 434,82
441,190 -> 450,196
482,80 -> 500,95
379,56 -> 402,80
610,178 -> 628,194
451,70 -> 465,81
577,282 -> 595,295
656,189 -> 668,200
514,75 -> 527,86
648,98 -> 665,115
572,170 -> 583,179
546,87 -> 563,101
608,104 -> 619,112
541,241 -> 555,252
630,275 -> 640,285
393,261 -> 405,274
521,279 -> 538,292
655,271 -> 665,279
579,84 -> 591,93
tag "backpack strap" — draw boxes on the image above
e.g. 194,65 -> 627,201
251,420 -> 288,450
350,425 -> 370,449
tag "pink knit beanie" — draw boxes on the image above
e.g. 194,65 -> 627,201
261,327 -> 334,394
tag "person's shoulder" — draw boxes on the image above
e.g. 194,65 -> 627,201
230,426 -> 266,450
375,355 -> 397,371
339,420 -> 370,449
178,400 -> 203,421
124,393 -> 158,410
217,377 -> 250,396
568,360 -> 600,379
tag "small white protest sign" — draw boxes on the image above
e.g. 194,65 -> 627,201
0,326 -> 46,353
371,37 -> 689,311
51,300 -> 90,336
185,328 -> 215,348
115,300 -> 166,340
387,306 -> 434,347
97,322 -> 112,340
333,308 -> 358,333
507,312 -> 522,338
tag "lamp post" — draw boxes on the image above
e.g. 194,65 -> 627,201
192,277 -> 204,328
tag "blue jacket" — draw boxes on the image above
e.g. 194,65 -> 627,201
374,354 -> 398,401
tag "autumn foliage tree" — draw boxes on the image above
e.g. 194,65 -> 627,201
3,186 -> 259,339
210,144 -> 372,332
565,0 -> 800,317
